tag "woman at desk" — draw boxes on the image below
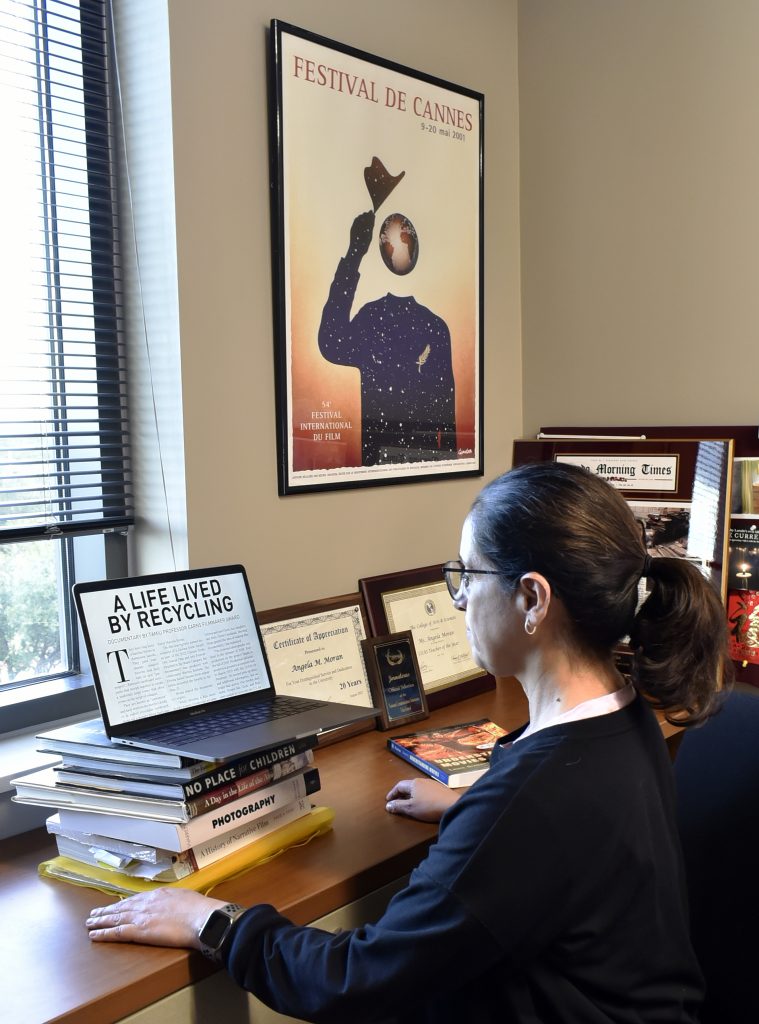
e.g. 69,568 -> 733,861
87,463 -> 727,1023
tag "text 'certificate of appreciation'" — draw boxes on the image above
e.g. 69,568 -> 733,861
260,605 -> 373,707
382,582 -> 482,693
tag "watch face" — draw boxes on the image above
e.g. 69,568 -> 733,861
200,910 -> 232,948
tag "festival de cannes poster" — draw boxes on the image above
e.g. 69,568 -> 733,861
269,21 -> 484,494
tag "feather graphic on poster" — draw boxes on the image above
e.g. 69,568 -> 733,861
416,344 -> 431,373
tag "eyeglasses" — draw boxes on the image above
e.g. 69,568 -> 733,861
441,560 -> 516,600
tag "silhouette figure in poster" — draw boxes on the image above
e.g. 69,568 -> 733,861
318,158 -> 456,467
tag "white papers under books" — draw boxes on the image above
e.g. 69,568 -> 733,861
46,813 -> 167,863
52,832 -> 193,881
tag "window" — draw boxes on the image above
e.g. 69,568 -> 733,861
0,0 -> 131,702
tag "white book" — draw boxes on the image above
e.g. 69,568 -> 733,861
187,794 -> 314,868
50,768 -> 320,852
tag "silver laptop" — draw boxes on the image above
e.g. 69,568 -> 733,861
73,564 -> 378,761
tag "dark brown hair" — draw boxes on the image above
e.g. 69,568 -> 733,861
468,462 -> 730,725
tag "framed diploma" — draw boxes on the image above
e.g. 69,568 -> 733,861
359,565 -> 493,710
258,593 -> 376,743
361,631 -> 429,730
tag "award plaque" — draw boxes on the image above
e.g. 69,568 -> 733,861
361,631 -> 429,731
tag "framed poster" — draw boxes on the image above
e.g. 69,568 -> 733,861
359,564 -> 494,710
269,20 -> 484,494
257,593 -> 376,743
512,437 -> 733,600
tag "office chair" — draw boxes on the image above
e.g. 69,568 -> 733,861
674,685 -> 759,1023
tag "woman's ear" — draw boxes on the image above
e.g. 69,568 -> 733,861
515,573 -> 552,628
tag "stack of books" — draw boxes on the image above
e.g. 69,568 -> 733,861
12,718 -> 328,891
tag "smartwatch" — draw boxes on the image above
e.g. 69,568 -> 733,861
198,902 -> 246,963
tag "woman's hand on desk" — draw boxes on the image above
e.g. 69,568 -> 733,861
385,778 -> 462,822
86,888 -> 225,949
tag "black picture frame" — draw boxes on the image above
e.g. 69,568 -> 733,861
358,563 -> 494,710
269,20 -> 484,494
361,631 -> 429,730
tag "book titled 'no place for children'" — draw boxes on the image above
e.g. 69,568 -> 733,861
387,719 -> 508,788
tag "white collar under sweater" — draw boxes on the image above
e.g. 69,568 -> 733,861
513,681 -> 636,743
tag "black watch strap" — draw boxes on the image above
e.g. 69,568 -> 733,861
198,902 -> 246,963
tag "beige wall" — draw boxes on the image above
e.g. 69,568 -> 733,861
122,1 -> 759,603
160,0 -> 521,608
519,0 -> 759,435
114,1 -> 188,574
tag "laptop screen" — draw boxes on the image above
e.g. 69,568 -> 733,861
74,566 -> 273,731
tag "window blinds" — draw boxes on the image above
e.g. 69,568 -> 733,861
0,0 -> 132,541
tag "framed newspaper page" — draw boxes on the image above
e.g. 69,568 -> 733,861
359,564 -> 493,710
512,437 -> 733,601
257,593 -> 376,744
541,424 -> 758,685
269,20 -> 484,494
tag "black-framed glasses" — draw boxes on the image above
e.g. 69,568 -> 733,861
442,560 -> 515,599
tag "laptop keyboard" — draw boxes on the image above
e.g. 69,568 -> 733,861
138,694 -> 327,744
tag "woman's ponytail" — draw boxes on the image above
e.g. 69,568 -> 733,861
629,557 -> 731,725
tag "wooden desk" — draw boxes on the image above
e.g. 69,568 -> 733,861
0,680 -> 682,1024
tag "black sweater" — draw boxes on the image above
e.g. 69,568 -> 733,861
225,695 -> 702,1023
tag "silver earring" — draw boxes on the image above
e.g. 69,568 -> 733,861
525,619 -> 536,636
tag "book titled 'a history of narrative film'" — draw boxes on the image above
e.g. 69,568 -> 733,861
387,718 -> 507,788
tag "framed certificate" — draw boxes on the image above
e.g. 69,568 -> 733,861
258,594 -> 376,743
359,565 -> 493,709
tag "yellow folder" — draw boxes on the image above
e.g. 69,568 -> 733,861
38,805 -> 335,898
